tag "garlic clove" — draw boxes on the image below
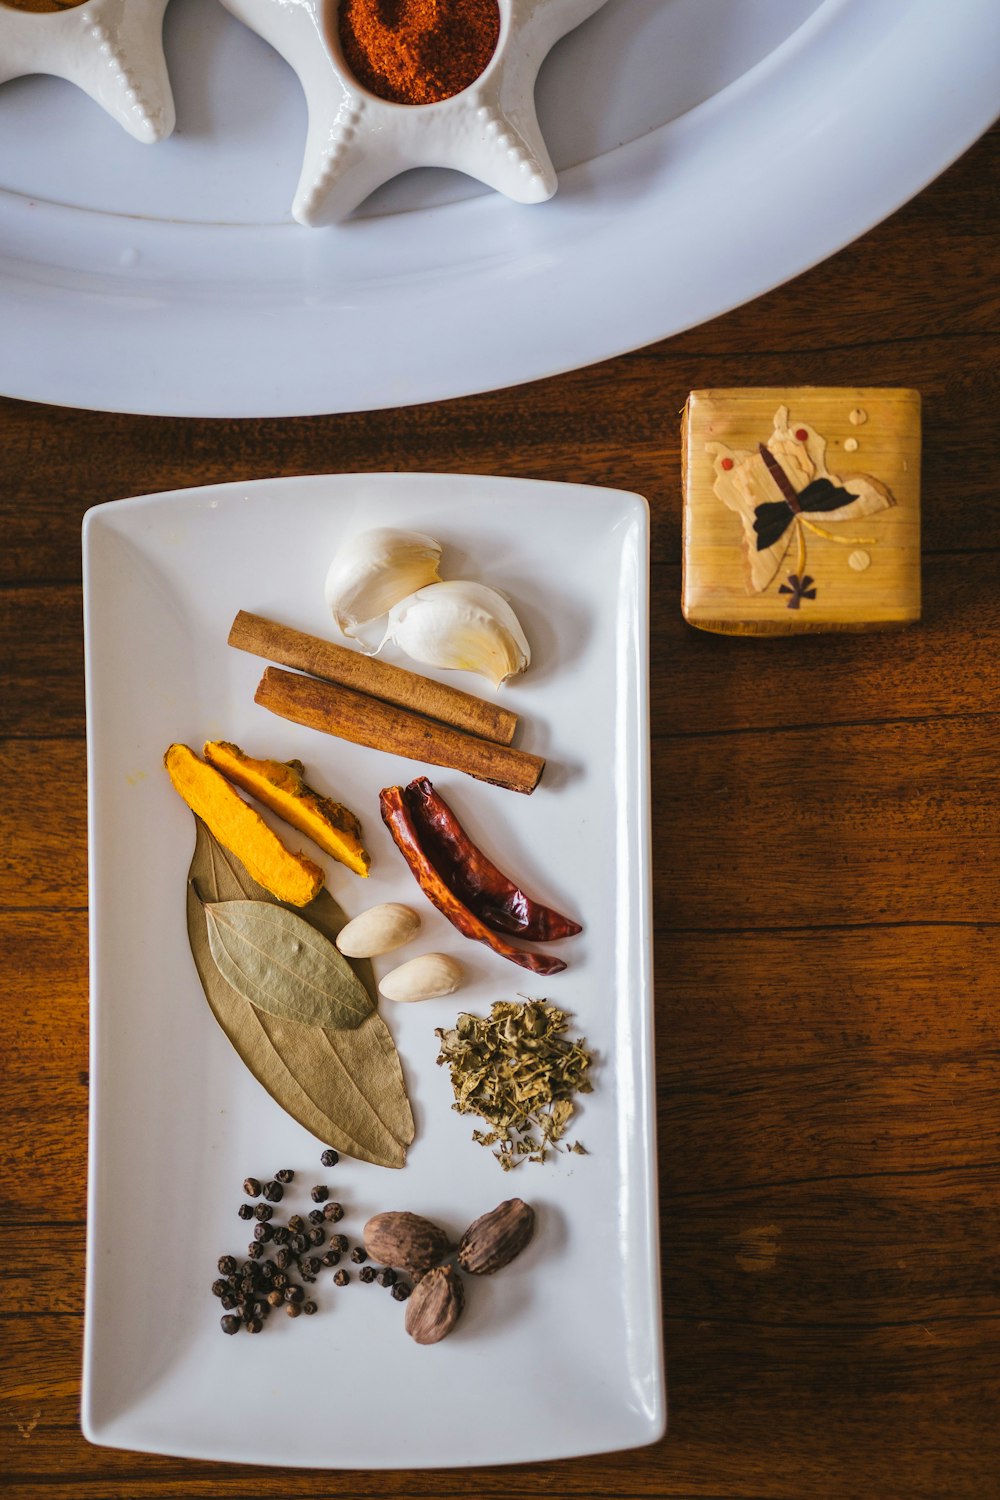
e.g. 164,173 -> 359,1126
384,581 -> 530,688
336,902 -> 421,959
378,953 -> 464,1003
324,528 -> 442,640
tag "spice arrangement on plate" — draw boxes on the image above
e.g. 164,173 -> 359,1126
165,541 -> 589,1166
162,522 -> 592,1358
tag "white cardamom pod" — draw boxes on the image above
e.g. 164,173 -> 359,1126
324,528 -> 442,639
384,581 -> 530,688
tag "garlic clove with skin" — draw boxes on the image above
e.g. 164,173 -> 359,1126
325,528 -> 442,640
384,581 -> 530,688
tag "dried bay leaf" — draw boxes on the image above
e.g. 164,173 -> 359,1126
253,1008 -> 415,1163
202,898 -> 373,1030
186,817 -> 414,1167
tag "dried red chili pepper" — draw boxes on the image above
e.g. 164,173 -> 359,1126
402,777 -> 582,942
379,785 -> 567,976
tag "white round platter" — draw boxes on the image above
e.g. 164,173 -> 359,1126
0,0 -> 997,418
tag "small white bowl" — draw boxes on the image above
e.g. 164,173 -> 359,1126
219,0 -> 609,225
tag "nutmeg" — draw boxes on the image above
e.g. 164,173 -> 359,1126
404,1264 -> 465,1345
363,1211 -> 454,1277
457,1198 -> 535,1276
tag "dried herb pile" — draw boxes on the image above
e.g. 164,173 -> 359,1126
435,999 -> 592,1169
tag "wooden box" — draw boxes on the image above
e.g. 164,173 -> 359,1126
682,388 -> 921,634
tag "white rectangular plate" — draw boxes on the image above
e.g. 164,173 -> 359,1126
81,472 -> 662,1466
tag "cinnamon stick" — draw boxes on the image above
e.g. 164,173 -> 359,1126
229,611 -> 518,747
255,668 -> 544,796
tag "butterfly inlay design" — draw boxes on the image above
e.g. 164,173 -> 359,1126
706,406 -> 895,605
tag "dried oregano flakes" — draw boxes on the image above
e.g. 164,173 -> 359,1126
435,999 -> 593,1169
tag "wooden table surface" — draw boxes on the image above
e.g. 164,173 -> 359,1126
3,122 -> 998,1500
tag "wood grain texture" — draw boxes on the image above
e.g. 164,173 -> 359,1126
1,121 -> 998,1500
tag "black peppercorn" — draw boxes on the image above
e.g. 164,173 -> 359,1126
221,1314 -> 241,1335
240,1276 -> 256,1294
323,1201 -> 344,1223
259,1261 -> 275,1281
266,1289 -> 283,1307
272,1272 -> 288,1289
376,1268 -> 397,1288
307,1208 -> 325,1226
303,1301 -> 317,1315
359,1265 -> 376,1284
253,1222 -> 273,1243
303,1256 -> 322,1276
308,1228 -> 325,1248
290,1233 -> 308,1255
322,1250 -> 341,1268
262,1180 -> 284,1203
320,1148 -> 339,1167
239,1262 -> 255,1276
254,1202 -> 273,1222
247,1242 -> 263,1260
286,1302 -> 302,1318
284,1284 -> 305,1304
275,1168 -> 295,1183
310,1185 -> 329,1203
243,1177 -> 262,1197
329,1233 -> 348,1252
220,1292 -> 238,1310
245,1316 -> 264,1334
350,1246 -> 367,1264
218,1254 -> 237,1275
211,1278 -> 228,1298
391,1282 -> 411,1302
333,1269 -> 350,1287
274,1248 -> 291,1270
271,1225 -> 290,1246
287,1214 -> 306,1233
238,1203 -> 254,1221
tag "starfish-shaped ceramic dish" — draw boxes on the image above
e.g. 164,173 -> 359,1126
219,0 -> 609,225
0,0 -> 174,143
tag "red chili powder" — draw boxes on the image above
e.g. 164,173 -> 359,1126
2,1 -> 89,10
338,0 -> 501,107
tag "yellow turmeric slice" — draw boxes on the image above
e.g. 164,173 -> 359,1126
164,743 -> 325,906
203,741 -> 371,878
